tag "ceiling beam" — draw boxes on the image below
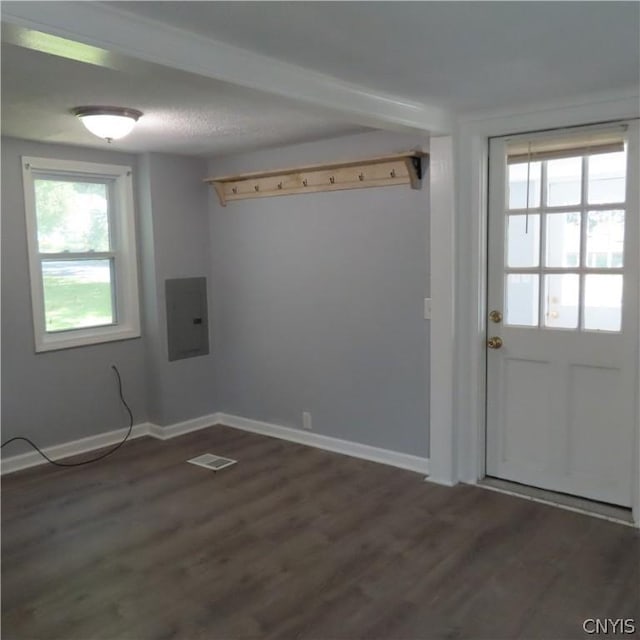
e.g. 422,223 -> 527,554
1,2 -> 453,135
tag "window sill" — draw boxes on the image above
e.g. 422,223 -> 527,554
35,325 -> 141,353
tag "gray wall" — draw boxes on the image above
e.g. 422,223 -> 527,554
208,131 -> 430,455
1,140 -> 217,455
137,153 -> 216,425
2,130 -> 429,459
1,138 -> 148,451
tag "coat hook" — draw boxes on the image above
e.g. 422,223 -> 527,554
232,187 -> 238,194
390,169 -> 396,178
277,182 -> 283,190
329,176 -> 335,184
358,173 -> 364,181
303,179 -> 308,187
254,184 -> 260,192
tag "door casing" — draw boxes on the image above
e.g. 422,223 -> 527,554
454,93 -> 640,526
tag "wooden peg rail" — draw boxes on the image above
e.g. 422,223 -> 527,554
205,151 -> 428,206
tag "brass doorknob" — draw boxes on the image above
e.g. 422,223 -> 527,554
489,310 -> 503,323
487,336 -> 503,349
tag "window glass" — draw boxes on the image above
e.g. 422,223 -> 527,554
586,210 -> 624,268
544,274 -> 579,329
508,162 -> 541,209
507,215 -> 540,267
35,179 -> 110,253
42,260 -> 114,332
546,157 -> 581,206
506,274 -> 539,326
588,151 -> 626,204
584,275 -> 622,332
546,212 -> 581,267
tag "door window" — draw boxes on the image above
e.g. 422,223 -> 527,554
504,133 -> 628,332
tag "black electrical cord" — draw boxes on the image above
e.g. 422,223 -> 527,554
1,365 -> 134,467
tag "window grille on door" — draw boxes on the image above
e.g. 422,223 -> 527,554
504,127 -> 628,332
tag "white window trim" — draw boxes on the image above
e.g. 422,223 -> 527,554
22,156 -> 140,352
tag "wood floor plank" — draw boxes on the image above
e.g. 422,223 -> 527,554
2,425 -> 639,640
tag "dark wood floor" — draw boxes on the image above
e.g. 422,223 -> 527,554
2,426 -> 639,640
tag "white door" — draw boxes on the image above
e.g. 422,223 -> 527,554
486,123 -> 639,508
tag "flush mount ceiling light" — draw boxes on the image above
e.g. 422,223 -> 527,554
72,106 -> 143,143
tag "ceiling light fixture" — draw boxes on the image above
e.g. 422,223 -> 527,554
73,106 -> 143,143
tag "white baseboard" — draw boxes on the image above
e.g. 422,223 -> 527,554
1,422 -> 152,475
216,413 -> 430,474
147,413 -> 221,440
2,411 -> 429,477
424,475 -> 457,487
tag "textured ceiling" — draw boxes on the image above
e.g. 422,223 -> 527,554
0,42 -> 366,156
111,1 -> 640,113
3,1 -> 637,156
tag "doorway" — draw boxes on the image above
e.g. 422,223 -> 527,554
485,122 -> 639,508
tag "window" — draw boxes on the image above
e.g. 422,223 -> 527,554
22,157 -> 140,351
503,129 -> 629,332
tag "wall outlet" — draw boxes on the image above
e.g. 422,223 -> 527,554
424,297 -> 432,320
302,411 -> 312,430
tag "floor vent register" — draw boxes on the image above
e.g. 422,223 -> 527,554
187,453 -> 237,471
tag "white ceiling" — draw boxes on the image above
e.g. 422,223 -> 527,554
1,41 -> 366,156
1,1 -> 638,156
111,1 -> 640,113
